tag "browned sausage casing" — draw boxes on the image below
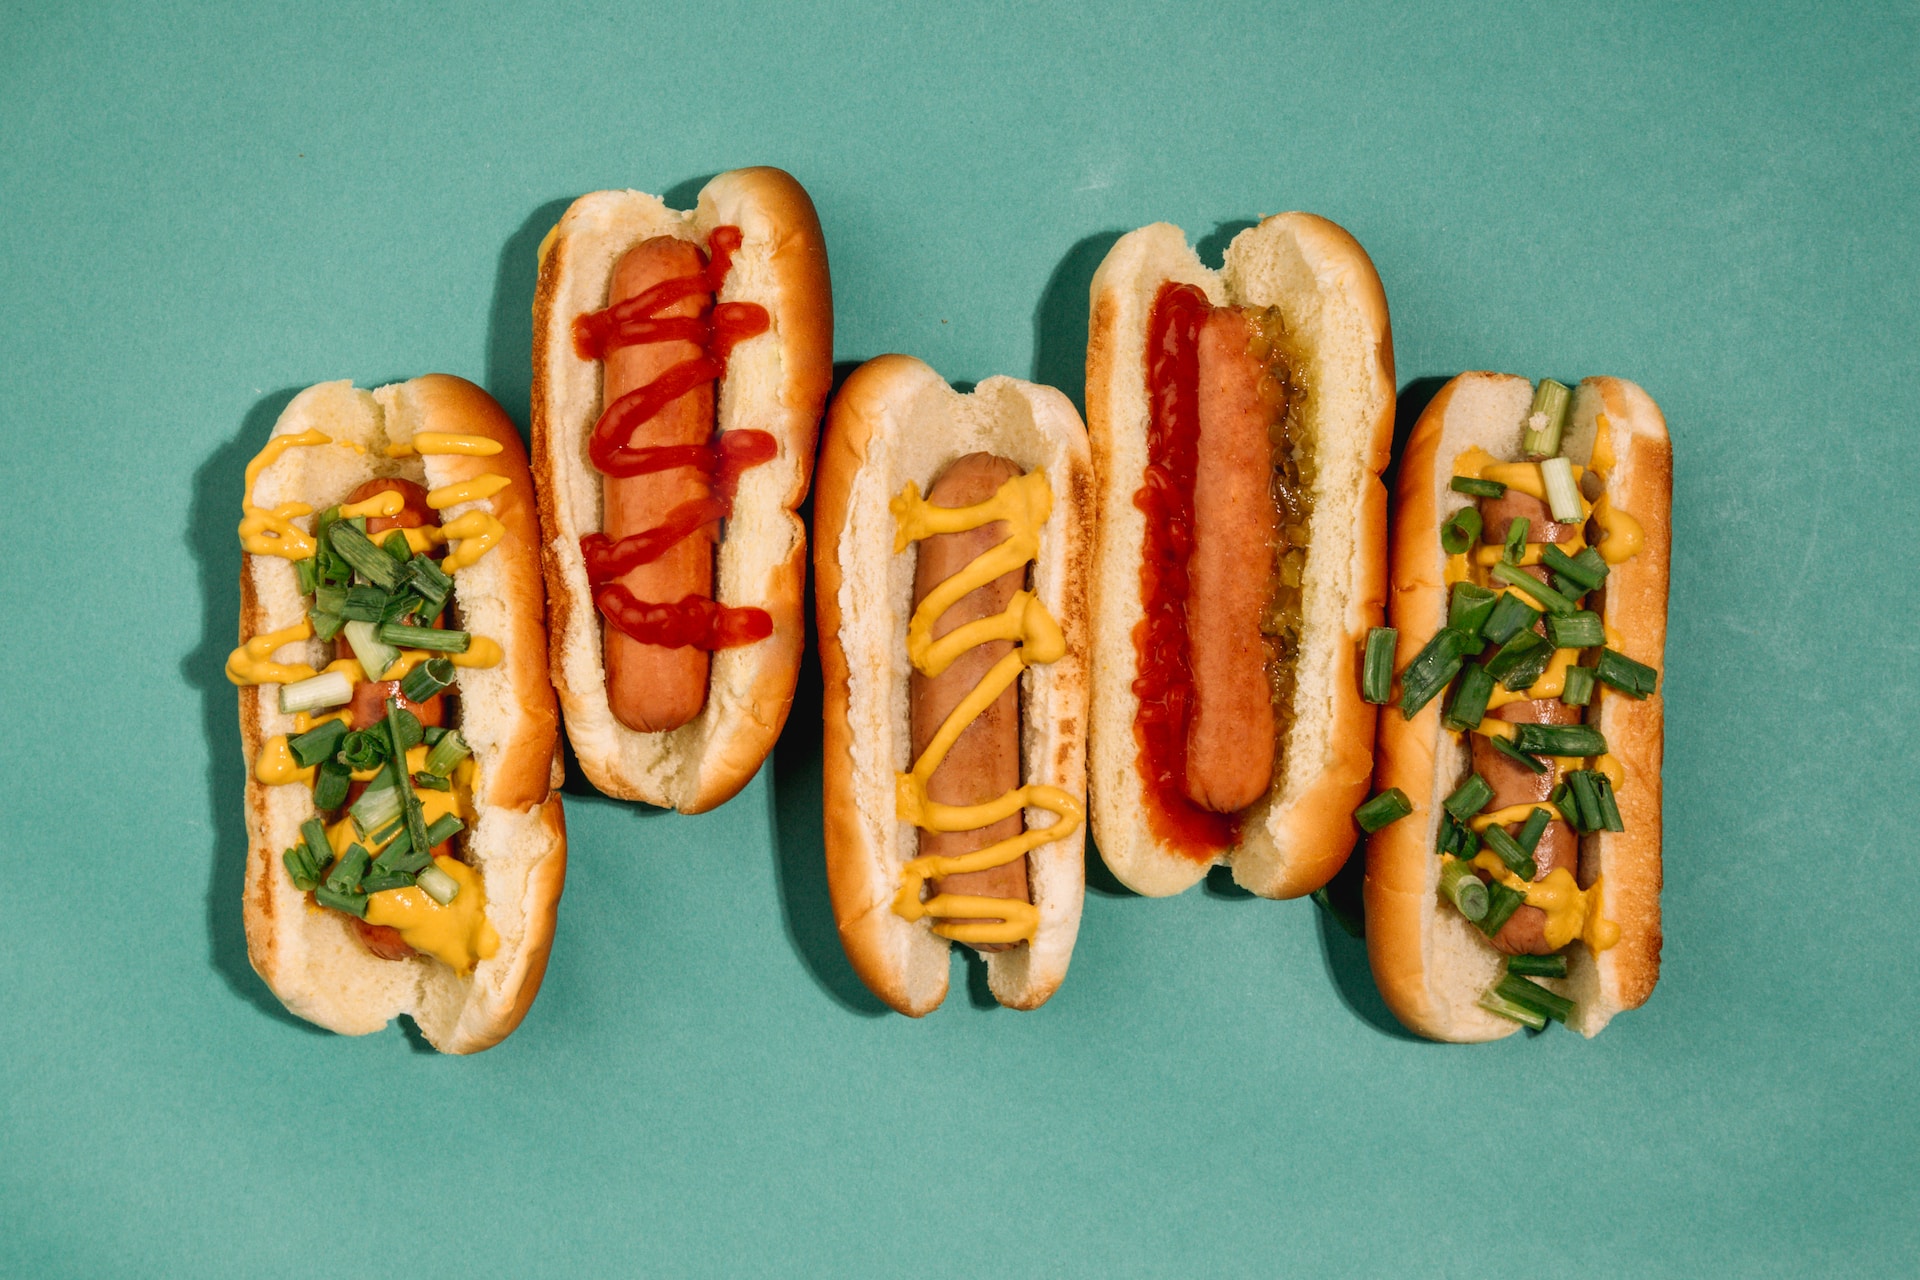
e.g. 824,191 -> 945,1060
910,453 -> 1030,951
602,236 -> 716,734
1183,308 -> 1280,814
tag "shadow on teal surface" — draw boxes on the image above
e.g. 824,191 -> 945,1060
484,195 -> 575,433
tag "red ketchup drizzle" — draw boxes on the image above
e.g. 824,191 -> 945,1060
1132,282 -> 1240,859
572,225 -> 775,651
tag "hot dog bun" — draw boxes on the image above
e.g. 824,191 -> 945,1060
1365,373 -> 1669,1040
816,356 -> 1092,1015
1086,214 -> 1395,897
532,167 -> 833,812
240,375 -> 566,1053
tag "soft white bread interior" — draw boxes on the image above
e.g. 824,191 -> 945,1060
1365,373 -> 1668,1042
1085,215 -> 1394,898
240,376 -> 567,1054
816,356 -> 1092,1015
532,167 -> 833,813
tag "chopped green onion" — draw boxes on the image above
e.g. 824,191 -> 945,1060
1502,516 -> 1529,565
1449,583 -> 1499,636
380,591 -> 421,625
1440,858 -> 1489,922
359,871 -> 415,894
1485,631 -> 1554,691
1443,773 -> 1495,821
1442,663 -> 1494,733
350,780 -> 403,838
1541,544 -> 1607,592
1489,561 -> 1578,616
377,622 -> 471,654
407,556 -> 453,617
421,725 -> 449,747
278,670 -> 353,716
1563,770 -> 1601,832
294,557 -> 318,597
422,814 -> 464,848
411,770 -> 451,791
1521,378 -> 1572,458
382,531 -> 412,563
383,701 -> 423,753
1592,771 -> 1625,832
1450,476 -> 1506,499
1570,548 -> 1610,586
1508,953 -> 1568,979
325,842 -> 370,895
1545,610 -> 1605,649
1437,812 -> 1479,859
1479,987 -> 1548,1031
337,729 -> 389,772
311,760 -> 350,811
1361,628 -> 1397,704
1562,664 -> 1596,707
1510,722 -> 1608,758
1354,789 -> 1414,833
399,657 -> 457,704
1481,823 -> 1537,880
1481,593 -> 1542,645
337,585 -> 390,622
371,831 -> 429,877
424,730 -> 471,778
328,523 -> 403,590
1490,733 -> 1548,774
341,619 -> 400,680
300,817 -> 334,870
1540,456 -> 1583,523
314,584 -> 348,617
416,864 -> 460,905
1515,806 -> 1553,854
314,885 -> 369,918
386,705 -> 431,865
283,844 -> 321,892
1594,647 -> 1658,698
309,611 -> 346,643
1397,629 -> 1475,717
288,718 -> 349,768
1441,507 -> 1483,555
1478,881 -> 1528,936
1495,972 -> 1573,1023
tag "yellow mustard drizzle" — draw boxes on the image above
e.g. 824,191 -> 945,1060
384,432 -> 502,458
439,509 -> 505,573
226,618 -> 317,686
239,429 -> 331,559
1470,801 -> 1567,832
888,470 -> 1083,946
1470,852 -> 1620,956
427,474 -> 510,509
1591,494 -> 1644,564
255,737 -> 313,787
1486,645 -> 1578,710
338,491 -> 403,520
365,857 -> 499,972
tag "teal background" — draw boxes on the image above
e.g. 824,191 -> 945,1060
3,1 -> 1914,1274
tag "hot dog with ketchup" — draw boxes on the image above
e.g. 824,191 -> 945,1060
1084,214 -> 1395,898
533,168 -> 832,812
1362,373 -> 1668,1040
816,357 -> 1092,1015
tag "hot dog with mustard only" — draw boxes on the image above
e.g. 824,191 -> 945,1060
233,376 -> 566,1053
815,357 -> 1092,1015
1363,373 -> 1668,1040
1085,214 -> 1395,898
533,167 -> 833,813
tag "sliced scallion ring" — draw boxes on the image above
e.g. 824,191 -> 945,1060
416,864 -> 460,905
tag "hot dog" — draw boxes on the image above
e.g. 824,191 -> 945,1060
232,376 -> 566,1053
816,357 -> 1092,1015
1363,373 -> 1669,1040
1085,214 -> 1395,898
532,167 -> 833,812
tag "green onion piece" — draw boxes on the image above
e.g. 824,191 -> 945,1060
1570,548 -> 1610,586
377,622 -> 471,654
422,813 -> 464,848
1450,476 -> 1506,499
1436,812 -> 1478,859
417,864 -> 460,905
407,555 -> 453,616
1481,593 -> 1543,645
283,845 -> 321,892
421,725 -> 448,747
1479,987 -> 1548,1031
1594,647 -> 1659,698
325,842 -> 370,895
1443,773 -> 1495,822
328,523 -> 402,590
370,830 -> 428,877
383,701 -> 423,753
399,657 -> 457,704
1495,972 -> 1574,1024
1397,629 -> 1474,717
1562,664 -> 1596,707
278,670 -> 354,716
1361,628 -> 1397,704
382,592 -> 423,626
359,871 -> 415,894
424,729 -> 471,778
295,557 -> 318,597
1563,770 -> 1601,832
1508,953 -> 1569,979
1478,881 -> 1528,936
337,729 -> 389,772
1485,631 -> 1554,691
308,610 -> 347,643
411,770 -> 451,791
342,619 -> 400,680
1481,823 -> 1537,880
1549,780 -> 1570,812
300,818 -> 333,871
340,585 -> 391,622
313,584 -> 348,617
382,531 -> 412,563
1442,663 -> 1494,733
1593,771 -> 1626,833
1521,378 -> 1572,458
1515,806 -> 1553,854
1510,722 -> 1608,758
1545,610 -> 1605,650
386,705 -> 432,866
311,760 -> 350,811
1540,456 -> 1583,523
1490,733 -> 1548,774
1449,583 -> 1499,636
1502,516 -> 1529,565
1439,858 -> 1489,922
1540,544 -> 1606,591
1354,789 -> 1414,833
288,718 -> 349,768
314,885 -> 369,918
349,781 -> 403,839
1489,561 -> 1578,616
1440,507 -> 1483,555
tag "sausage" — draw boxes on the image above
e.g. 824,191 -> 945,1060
1183,307 -> 1281,813
1481,487 -> 1578,546
1472,698 -> 1583,955
601,236 -> 715,734
910,453 -> 1030,951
